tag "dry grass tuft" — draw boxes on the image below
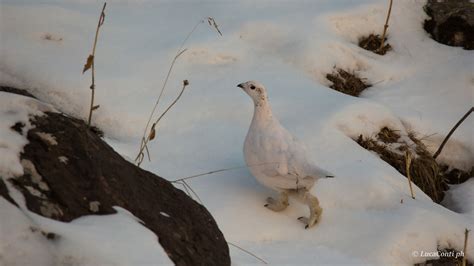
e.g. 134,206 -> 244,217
356,127 -> 446,202
326,68 -> 371,97
359,34 -> 392,55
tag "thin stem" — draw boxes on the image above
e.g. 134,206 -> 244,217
172,162 -> 279,183
182,180 -> 203,204
433,107 -> 473,159
87,2 -> 106,126
405,150 -> 415,199
462,228 -> 470,266
378,0 -> 392,53
139,20 -> 204,153
135,82 -> 188,164
228,242 -> 268,264
87,82 -> 95,125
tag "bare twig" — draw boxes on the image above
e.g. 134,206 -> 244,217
83,2 -> 106,127
405,150 -> 415,199
228,241 -> 268,264
378,0 -> 393,53
463,228 -> 470,266
433,107 -> 473,159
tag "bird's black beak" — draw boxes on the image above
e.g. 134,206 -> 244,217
237,83 -> 244,89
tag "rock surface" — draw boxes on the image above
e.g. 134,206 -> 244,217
0,87 -> 230,266
424,0 -> 474,50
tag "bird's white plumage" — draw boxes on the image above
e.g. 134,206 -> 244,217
240,81 -> 331,191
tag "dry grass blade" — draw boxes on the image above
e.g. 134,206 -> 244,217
144,144 -> 151,162
182,180 -> 203,204
227,242 -> 268,264
178,181 -> 192,197
171,180 -> 202,204
172,162 -> 279,183
83,2 -> 107,127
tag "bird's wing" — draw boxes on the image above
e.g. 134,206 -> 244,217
260,131 -> 309,178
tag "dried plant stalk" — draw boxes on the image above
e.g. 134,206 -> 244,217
228,242 -> 268,264
405,150 -> 415,199
135,18 -> 222,166
378,0 -> 393,53
433,107 -> 473,159
136,80 -> 189,166
83,2 -> 106,127
463,228 -> 470,266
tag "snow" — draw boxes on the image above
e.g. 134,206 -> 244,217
1,195 -> 173,266
1,0 -> 473,265
443,179 -> 474,221
0,93 -> 172,265
0,92 -> 54,178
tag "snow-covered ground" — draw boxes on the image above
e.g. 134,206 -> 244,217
1,0 -> 473,265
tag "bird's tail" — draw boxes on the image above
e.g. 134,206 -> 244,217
312,165 -> 335,179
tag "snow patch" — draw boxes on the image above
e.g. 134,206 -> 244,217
35,132 -> 58,146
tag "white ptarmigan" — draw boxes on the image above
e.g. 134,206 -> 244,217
238,80 -> 333,229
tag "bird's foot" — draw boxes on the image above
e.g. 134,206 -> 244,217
264,196 -> 288,212
297,213 -> 319,229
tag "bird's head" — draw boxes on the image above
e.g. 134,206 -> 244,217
237,80 -> 268,106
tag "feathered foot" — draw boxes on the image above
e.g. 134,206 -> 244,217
296,189 -> 322,229
264,191 -> 289,212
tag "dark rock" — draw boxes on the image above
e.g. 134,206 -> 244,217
424,1 -> 474,50
1,90 -> 230,265
0,86 -> 36,98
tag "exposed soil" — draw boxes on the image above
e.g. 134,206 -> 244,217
1,88 -> 230,266
424,1 -> 474,50
356,127 -> 446,202
326,68 -> 371,97
359,34 -> 392,55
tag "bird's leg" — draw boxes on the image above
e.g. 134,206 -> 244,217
296,189 -> 322,229
264,191 -> 289,212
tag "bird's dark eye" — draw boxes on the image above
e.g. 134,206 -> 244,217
250,85 -> 256,90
